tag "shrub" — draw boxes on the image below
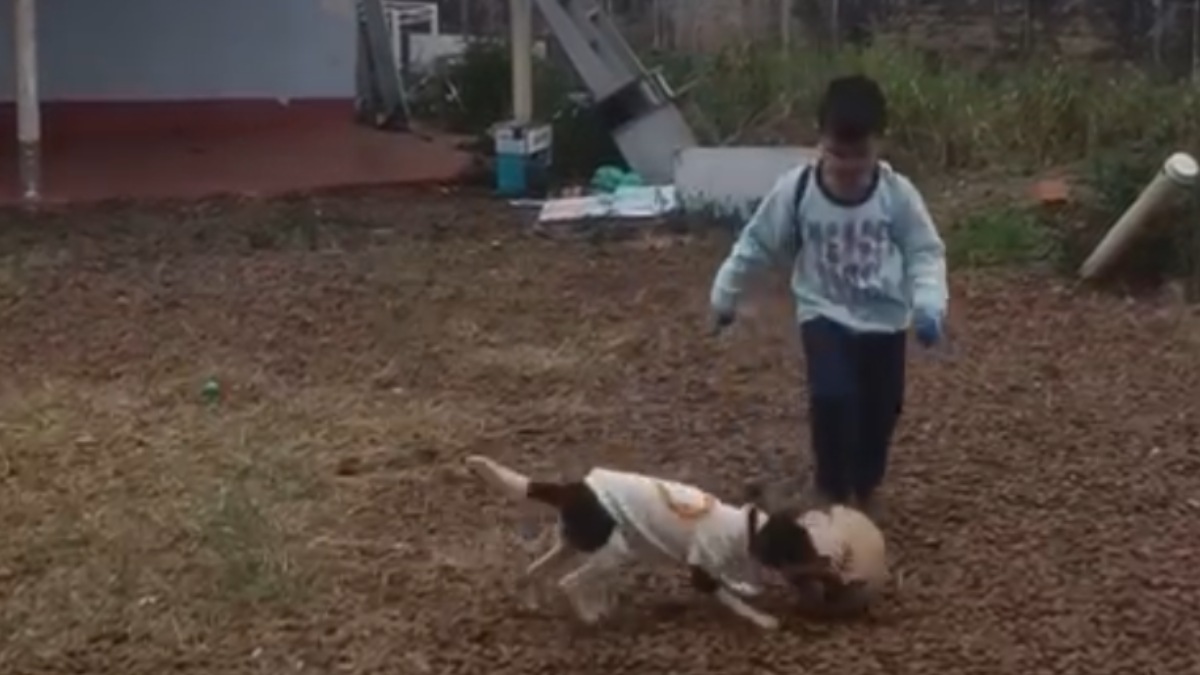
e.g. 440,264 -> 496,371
407,41 -> 622,183
677,38 -> 1200,174
948,207 -> 1060,268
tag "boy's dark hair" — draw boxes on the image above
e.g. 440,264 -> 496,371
817,75 -> 888,142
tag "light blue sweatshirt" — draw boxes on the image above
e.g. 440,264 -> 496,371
710,162 -> 948,334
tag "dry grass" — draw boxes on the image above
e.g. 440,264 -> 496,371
0,195 -> 646,672
0,190 -> 1198,674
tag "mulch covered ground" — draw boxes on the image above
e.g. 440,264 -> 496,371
0,189 -> 1197,674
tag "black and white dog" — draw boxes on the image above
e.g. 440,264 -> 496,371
466,455 -> 850,629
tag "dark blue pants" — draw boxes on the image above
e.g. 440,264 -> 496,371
800,316 -> 906,503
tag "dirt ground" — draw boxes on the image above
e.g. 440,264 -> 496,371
1,190 -> 1198,675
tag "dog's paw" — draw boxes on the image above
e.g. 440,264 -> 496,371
755,614 -> 780,631
565,588 -> 614,625
574,602 -> 605,625
515,579 -> 544,611
727,581 -> 762,597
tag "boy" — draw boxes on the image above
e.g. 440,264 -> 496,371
710,75 -> 948,516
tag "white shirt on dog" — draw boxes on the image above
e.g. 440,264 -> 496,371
583,468 -> 762,593
800,505 -> 888,591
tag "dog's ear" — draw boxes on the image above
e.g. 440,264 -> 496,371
743,477 -> 803,512
743,479 -> 767,506
780,510 -> 820,561
750,509 -> 818,568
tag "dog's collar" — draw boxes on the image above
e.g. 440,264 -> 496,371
746,505 -> 761,551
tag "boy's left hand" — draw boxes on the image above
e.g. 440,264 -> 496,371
913,307 -> 944,348
709,311 -> 735,337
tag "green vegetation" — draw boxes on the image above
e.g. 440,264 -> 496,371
947,207 -> 1060,268
411,37 -> 1200,290
407,41 -> 624,181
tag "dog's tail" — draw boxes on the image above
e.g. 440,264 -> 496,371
465,455 -> 575,508
466,455 -> 530,499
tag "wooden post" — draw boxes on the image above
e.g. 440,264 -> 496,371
781,0 -> 792,51
829,0 -> 840,50
510,0 -> 533,124
14,0 -> 41,201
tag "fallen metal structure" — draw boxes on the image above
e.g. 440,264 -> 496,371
355,0 -> 411,131
528,0 -> 697,184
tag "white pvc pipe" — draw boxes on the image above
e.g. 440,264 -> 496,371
1079,152 -> 1199,280
14,0 -> 41,201
509,0 -> 533,124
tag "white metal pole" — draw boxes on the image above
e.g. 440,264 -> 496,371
510,0 -> 533,124
1079,152 -> 1200,280
14,0 -> 41,201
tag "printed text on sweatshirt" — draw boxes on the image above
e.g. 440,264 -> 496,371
710,162 -> 949,333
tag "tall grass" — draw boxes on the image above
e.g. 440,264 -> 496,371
672,38 -> 1200,173
671,39 -> 1200,287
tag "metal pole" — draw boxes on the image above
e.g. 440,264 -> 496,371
15,0 -> 41,201
1192,0 -> 1199,82
780,0 -> 792,51
510,0 -> 533,124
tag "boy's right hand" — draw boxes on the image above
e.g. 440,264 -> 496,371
913,307 -> 944,348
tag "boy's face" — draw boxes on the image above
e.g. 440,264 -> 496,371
818,135 -> 879,187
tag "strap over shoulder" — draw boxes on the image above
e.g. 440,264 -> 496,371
791,164 -> 813,256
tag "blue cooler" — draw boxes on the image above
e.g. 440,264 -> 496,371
493,122 -> 552,197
